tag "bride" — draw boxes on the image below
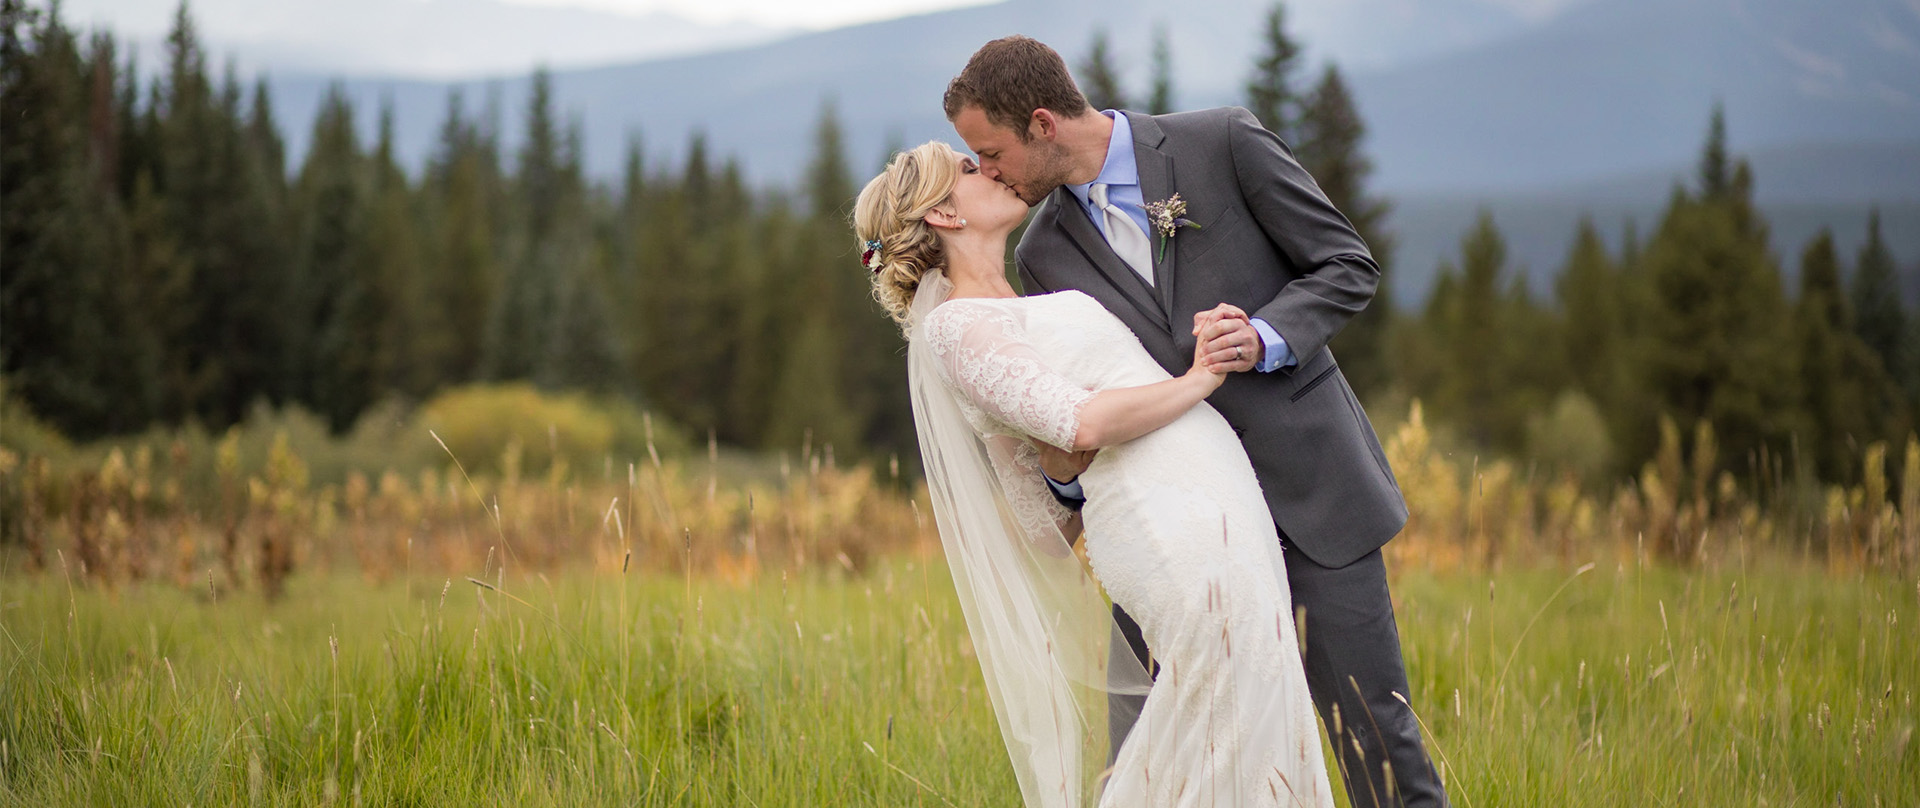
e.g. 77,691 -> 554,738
855,141 -> 1333,807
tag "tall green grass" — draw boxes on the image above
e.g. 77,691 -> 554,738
1,556 -> 1914,806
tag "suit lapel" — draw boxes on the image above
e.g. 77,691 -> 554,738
1131,114 -> 1180,326
1048,186 -> 1171,332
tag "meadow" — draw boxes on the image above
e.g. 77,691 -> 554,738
3,388 -> 1918,805
2,554 -> 1915,806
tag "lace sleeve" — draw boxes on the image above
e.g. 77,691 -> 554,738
923,302 -> 1095,449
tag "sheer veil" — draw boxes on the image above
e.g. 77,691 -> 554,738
905,271 -> 1152,807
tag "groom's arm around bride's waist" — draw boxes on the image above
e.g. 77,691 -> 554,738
1034,441 -> 1091,511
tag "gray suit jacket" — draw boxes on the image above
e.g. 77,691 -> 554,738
1015,107 -> 1406,568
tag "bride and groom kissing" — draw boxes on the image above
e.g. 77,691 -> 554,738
853,36 -> 1450,807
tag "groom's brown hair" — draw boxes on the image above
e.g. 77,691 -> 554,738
944,36 -> 1092,142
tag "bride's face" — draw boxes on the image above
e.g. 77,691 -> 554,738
944,153 -> 1028,232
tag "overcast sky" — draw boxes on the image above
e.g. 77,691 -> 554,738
46,0 -> 1588,79
46,0 -> 1006,77
506,0 -> 1000,28
56,0 -> 1001,33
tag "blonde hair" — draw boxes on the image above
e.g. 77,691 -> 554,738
853,141 -> 962,337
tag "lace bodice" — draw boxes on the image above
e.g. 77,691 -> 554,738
922,298 -> 1097,449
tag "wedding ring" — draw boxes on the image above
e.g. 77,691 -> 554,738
1234,346 -> 1243,361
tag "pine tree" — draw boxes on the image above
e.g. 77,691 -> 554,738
1851,208 -> 1905,391
682,131 -> 712,222
0,4 -> 148,435
1793,231 -> 1846,478
1791,230 -> 1894,480
617,132 -> 647,265
1553,218 -> 1650,473
111,43 -> 150,200
1700,103 -> 1730,201
129,4 -> 294,427
246,79 -> 284,192
155,0 -> 226,421
122,169 -> 194,427
234,71 -> 295,407
1296,62 -> 1393,400
1077,29 -> 1128,112
1245,2 -> 1302,140
723,204 -> 795,448
628,137 -> 692,415
1557,220 -> 1621,397
1412,212 -> 1565,458
1297,65 -> 1384,246
539,153 -> 626,394
766,101 -> 871,456
1502,271 -> 1569,451
806,99 -> 853,221
422,89 -> 500,386
1642,110 -> 1796,475
289,84 -> 379,430
482,68 -> 562,382
365,102 -> 435,399
1147,25 -> 1174,115
1438,211 -> 1511,451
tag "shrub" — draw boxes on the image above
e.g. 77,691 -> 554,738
414,383 -> 689,479
1526,389 -> 1615,483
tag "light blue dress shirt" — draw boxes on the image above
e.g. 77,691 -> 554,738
1065,112 -> 1153,242
1044,112 -> 1296,499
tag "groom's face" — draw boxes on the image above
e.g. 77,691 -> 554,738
953,105 -> 1071,207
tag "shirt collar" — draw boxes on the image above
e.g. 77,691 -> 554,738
1066,110 -> 1138,209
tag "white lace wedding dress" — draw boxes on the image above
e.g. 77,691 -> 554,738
921,289 -> 1333,808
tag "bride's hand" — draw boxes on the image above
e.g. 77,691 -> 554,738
1185,327 -> 1229,392
1194,303 -> 1259,374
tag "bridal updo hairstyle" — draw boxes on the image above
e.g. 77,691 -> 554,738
853,141 -> 962,337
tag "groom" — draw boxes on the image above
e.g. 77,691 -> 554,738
945,36 -> 1448,808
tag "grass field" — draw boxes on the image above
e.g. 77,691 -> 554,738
1,554 -> 1915,806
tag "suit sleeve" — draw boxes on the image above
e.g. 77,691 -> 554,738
1225,106 -> 1381,373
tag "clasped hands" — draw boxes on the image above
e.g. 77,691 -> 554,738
1033,303 -> 1262,483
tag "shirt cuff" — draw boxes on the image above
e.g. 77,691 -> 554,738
1249,318 -> 1296,372
1044,474 -> 1086,501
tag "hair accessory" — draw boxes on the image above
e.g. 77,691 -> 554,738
862,239 -> 884,273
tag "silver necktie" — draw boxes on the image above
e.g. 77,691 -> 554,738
1090,182 -> 1155,286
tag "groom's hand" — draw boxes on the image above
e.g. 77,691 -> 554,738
1194,304 -> 1263,373
1033,441 -> 1096,484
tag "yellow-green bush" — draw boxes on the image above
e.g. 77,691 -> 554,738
414,383 -> 690,478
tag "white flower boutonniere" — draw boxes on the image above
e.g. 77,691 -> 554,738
1143,194 -> 1201,263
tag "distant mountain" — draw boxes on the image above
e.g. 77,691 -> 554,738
255,0 -> 1917,195
1387,141 -> 1920,304
1545,140 -> 1920,205
239,0 -> 1920,303
54,0 -> 793,79
259,0 -> 1551,185
1349,0 -> 1920,193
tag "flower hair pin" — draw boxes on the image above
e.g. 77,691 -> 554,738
861,239 -> 884,273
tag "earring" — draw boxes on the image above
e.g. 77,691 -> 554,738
958,218 -> 968,228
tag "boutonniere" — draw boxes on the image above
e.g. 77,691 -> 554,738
1143,194 -> 1201,262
